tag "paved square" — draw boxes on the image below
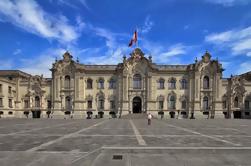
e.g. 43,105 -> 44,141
0,118 -> 251,166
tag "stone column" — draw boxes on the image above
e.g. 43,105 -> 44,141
123,76 -> 128,100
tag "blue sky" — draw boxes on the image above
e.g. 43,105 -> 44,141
0,0 -> 251,77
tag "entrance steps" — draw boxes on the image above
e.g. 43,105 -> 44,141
120,113 -> 147,119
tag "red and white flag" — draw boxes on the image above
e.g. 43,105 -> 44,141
128,30 -> 137,47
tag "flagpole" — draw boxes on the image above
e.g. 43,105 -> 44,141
136,26 -> 139,48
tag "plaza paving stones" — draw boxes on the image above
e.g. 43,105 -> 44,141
0,118 -> 251,166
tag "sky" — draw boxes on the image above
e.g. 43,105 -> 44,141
0,0 -> 251,77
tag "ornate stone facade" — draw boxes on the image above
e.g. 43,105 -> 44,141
0,48 -> 251,119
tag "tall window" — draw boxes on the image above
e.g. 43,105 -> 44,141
47,100 -> 52,109
158,79 -> 165,89
35,96 -> 40,107
87,100 -> 92,109
169,96 -> 176,109
169,78 -> 176,89
234,97 -> 239,108
223,100 -> 227,109
203,76 -> 209,89
65,96 -> 71,110
109,79 -> 116,89
87,79 -> 93,89
159,100 -> 164,109
203,96 -> 209,110
244,100 -> 249,109
8,99 -> 12,108
181,79 -> 187,89
181,100 -> 186,109
98,79 -> 104,89
65,75 -> 70,89
133,74 -> 142,89
24,100 -> 29,108
8,86 -> 12,94
0,84 -> 2,93
98,98 -> 104,109
0,98 -> 3,107
110,100 -> 115,109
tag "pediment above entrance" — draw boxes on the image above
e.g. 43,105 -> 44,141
122,48 -> 157,74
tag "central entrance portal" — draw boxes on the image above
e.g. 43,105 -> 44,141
133,97 -> 142,113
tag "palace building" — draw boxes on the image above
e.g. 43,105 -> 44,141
0,48 -> 251,119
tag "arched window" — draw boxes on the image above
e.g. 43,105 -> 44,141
109,79 -> 116,89
158,78 -> 165,89
87,78 -> 93,89
133,74 -> 142,89
98,78 -> 104,89
65,96 -> 71,110
203,96 -> 209,110
181,79 -> 187,89
35,96 -> 40,107
169,95 -> 176,109
181,100 -> 186,109
203,76 -> 209,89
169,78 -> 176,89
234,97 -> 239,108
65,75 -> 70,89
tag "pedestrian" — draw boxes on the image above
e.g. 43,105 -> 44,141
148,113 -> 152,125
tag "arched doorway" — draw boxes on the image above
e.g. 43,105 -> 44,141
133,97 -> 142,113
32,96 -> 41,118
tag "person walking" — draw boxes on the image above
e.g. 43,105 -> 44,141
148,113 -> 152,125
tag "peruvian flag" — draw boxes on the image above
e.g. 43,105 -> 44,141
128,30 -> 137,47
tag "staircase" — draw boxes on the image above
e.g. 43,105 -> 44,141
120,113 -> 147,119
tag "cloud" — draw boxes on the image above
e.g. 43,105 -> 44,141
83,46 -> 130,64
205,26 -> 251,56
159,44 -> 186,58
0,59 -> 13,69
92,27 -> 117,48
13,49 -> 22,55
140,16 -> 154,34
0,0 -> 83,43
237,61 -> 251,75
141,40 -> 189,64
184,25 -> 190,30
55,0 -> 91,11
205,0 -> 251,6
19,48 -> 66,77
